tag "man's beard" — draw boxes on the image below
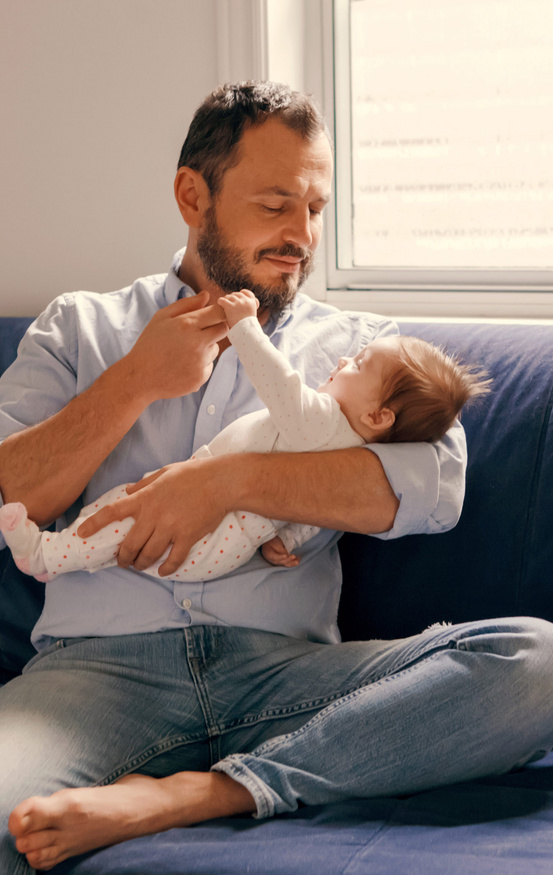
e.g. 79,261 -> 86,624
196,204 -> 315,311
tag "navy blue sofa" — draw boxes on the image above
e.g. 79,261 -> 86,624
2,314 -> 553,874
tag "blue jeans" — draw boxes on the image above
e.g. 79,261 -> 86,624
3,618 -> 553,872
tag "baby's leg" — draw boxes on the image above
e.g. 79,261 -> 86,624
148,511 -> 277,581
0,503 -> 50,579
43,484 -> 135,578
0,484 -> 136,582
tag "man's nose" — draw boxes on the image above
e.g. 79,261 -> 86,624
282,207 -> 313,249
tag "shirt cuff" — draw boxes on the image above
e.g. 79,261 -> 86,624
365,441 -> 442,540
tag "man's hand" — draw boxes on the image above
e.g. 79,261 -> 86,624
124,291 -> 229,403
261,536 -> 300,568
218,290 -> 259,329
77,458 -> 228,576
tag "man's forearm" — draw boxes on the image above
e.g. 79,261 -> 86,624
228,448 -> 399,535
0,358 -> 148,525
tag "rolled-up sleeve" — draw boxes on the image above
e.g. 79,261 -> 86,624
366,418 -> 467,539
0,296 -> 78,547
0,296 -> 77,443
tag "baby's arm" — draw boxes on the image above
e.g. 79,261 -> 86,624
220,292 -> 339,450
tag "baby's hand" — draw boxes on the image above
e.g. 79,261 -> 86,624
261,535 -> 300,568
218,289 -> 259,328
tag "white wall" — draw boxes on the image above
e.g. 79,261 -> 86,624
0,0 -> 220,316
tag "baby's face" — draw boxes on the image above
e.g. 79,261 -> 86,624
318,336 -> 400,418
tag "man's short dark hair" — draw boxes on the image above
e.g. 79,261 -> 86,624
178,80 -> 331,196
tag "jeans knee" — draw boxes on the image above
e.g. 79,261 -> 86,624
458,616 -> 553,708
517,616 -> 553,682
494,617 -> 553,720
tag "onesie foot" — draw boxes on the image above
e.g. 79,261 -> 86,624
0,501 -> 27,533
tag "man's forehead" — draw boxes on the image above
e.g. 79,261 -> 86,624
227,120 -> 333,185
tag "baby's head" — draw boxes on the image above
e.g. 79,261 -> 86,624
319,335 -> 490,443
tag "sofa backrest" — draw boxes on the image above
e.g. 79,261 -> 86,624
339,321 -> 553,640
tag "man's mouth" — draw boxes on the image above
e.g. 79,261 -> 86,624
263,255 -> 303,273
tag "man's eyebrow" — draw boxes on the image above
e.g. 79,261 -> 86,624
256,186 -> 331,204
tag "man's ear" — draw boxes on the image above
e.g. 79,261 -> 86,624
360,406 -> 396,434
174,166 -> 211,228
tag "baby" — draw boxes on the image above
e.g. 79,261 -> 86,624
0,290 -> 489,581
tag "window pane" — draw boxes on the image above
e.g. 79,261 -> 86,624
350,0 -> 553,270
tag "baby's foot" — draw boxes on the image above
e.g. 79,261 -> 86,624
15,556 -> 51,582
0,501 -> 27,533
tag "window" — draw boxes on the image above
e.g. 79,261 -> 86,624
325,0 -> 553,317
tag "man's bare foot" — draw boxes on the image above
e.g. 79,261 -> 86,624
8,770 -> 256,871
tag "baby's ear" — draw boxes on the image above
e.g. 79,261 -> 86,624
360,406 -> 395,434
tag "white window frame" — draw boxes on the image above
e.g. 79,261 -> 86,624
322,0 -> 553,319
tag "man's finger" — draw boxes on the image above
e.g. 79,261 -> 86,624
117,523 -> 155,568
125,470 -> 163,496
125,528 -> 173,571
157,543 -> 192,577
162,293 -> 227,329
201,321 -> 229,344
77,501 -> 133,538
162,290 -> 210,318
193,301 -> 229,327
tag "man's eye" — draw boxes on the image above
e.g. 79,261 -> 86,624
263,205 -> 283,213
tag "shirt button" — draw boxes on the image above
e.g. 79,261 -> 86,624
207,404 -> 216,415
181,598 -> 192,610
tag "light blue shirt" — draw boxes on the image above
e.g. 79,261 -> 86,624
0,250 -> 467,648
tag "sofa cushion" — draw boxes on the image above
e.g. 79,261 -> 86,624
52,752 -> 553,875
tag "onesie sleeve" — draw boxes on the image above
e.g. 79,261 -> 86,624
278,522 -> 321,554
228,317 -> 342,450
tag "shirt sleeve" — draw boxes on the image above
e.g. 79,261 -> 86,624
366,417 -> 467,539
0,294 -> 78,442
0,295 -> 78,548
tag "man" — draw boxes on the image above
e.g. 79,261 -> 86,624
1,82 -> 553,872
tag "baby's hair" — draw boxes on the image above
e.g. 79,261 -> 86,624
379,336 -> 491,443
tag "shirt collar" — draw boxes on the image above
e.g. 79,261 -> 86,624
163,247 -> 195,303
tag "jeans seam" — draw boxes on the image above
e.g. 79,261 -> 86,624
98,733 -> 206,786
215,635 -> 463,736
249,653 -> 443,759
